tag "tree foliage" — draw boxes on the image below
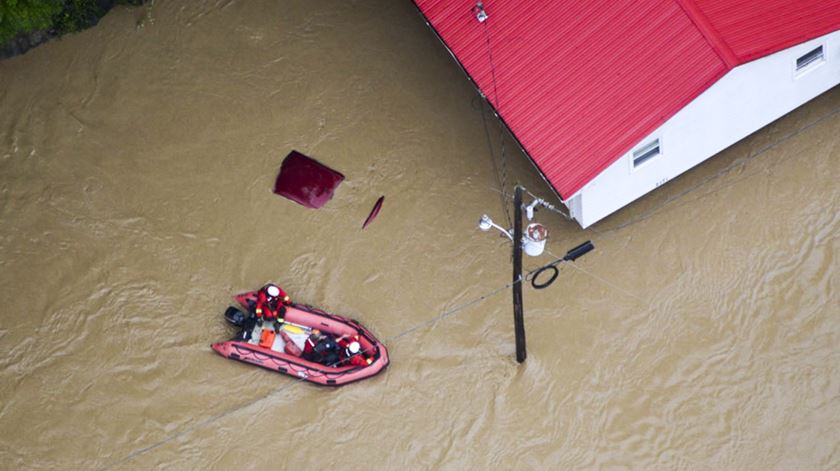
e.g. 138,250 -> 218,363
0,0 -> 63,44
52,0 -> 105,36
0,0 -> 143,45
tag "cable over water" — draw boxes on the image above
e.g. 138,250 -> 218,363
97,280 -> 516,470
479,17 -> 512,229
101,233 -> 630,470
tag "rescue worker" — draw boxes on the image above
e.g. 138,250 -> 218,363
254,283 -> 291,328
302,329 -> 324,362
338,334 -> 373,367
317,334 -> 340,366
302,329 -> 340,365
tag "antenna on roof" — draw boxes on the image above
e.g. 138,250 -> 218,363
473,2 -> 488,23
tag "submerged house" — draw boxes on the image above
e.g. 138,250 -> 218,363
412,0 -> 840,228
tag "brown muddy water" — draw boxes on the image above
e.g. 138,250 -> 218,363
1,1 -> 838,469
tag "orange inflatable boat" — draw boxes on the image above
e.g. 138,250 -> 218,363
212,291 -> 389,386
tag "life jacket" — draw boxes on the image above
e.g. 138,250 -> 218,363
255,290 -> 282,320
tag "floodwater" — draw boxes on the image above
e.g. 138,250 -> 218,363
0,1 -> 837,469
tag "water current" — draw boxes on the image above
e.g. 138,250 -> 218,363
0,1 -> 838,469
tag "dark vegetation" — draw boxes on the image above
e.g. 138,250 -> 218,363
0,0 -> 143,58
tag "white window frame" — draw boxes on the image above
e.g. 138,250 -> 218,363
630,138 -> 662,171
794,44 -> 826,78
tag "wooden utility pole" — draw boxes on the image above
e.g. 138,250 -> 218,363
512,185 -> 526,363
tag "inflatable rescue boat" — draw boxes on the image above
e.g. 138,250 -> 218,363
212,291 -> 389,386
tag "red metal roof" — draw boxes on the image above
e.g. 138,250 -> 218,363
413,0 -> 840,198
693,0 -> 840,62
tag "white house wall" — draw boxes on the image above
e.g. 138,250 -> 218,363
568,30 -> 840,228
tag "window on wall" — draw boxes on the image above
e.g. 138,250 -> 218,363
796,45 -> 825,74
632,138 -> 660,168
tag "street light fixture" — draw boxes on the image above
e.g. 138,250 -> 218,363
478,214 -> 513,240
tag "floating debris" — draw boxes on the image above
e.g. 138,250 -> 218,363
273,150 -> 344,209
362,196 -> 384,229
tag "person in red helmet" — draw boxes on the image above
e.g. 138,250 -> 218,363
337,334 -> 373,367
254,283 -> 291,329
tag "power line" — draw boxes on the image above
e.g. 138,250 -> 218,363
518,103 -> 840,309
480,100 -> 512,229
95,379 -> 299,471
542,248 -> 648,306
387,283 -> 513,342
479,15 -> 512,229
99,241 -> 637,470
101,244 -> 609,470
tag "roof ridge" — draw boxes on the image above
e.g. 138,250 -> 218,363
673,0 -> 739,68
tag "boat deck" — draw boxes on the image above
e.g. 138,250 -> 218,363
247,320 -> 310,352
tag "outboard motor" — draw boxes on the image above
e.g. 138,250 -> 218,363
238,317 -> 258,342
224,306 -> 248,327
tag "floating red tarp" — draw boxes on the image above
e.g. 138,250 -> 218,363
273,151 -> 345,209
362,196 -> 384,229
